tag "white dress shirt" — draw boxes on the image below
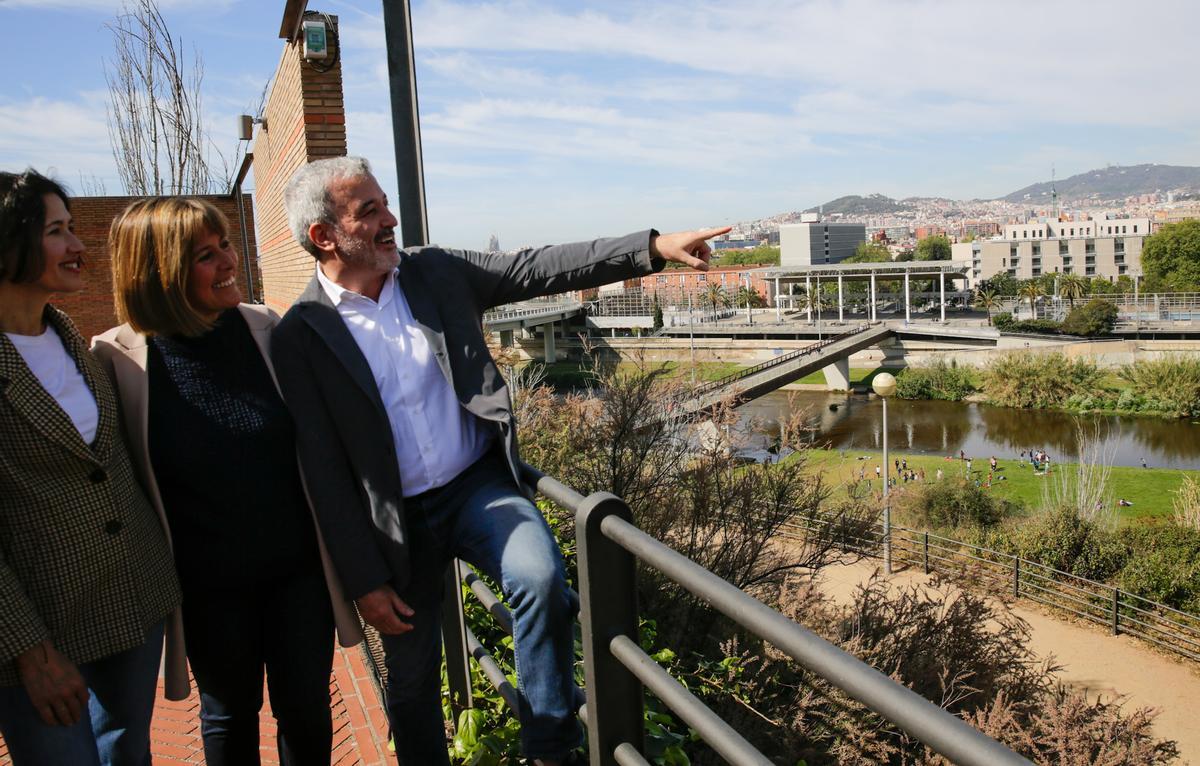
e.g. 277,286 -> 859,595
6,325 -> 99,444
317,266 -> 492,496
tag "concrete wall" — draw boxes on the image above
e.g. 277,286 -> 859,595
52,194 -> 259,339
252,16 -> 347,314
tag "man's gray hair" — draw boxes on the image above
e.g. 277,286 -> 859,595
284,156 -> 373,258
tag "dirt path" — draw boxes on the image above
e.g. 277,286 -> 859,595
818,559 -> 1200,765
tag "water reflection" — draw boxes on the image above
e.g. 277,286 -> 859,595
737,392 -> 1200,470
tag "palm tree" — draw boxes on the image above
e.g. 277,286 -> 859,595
1057,273 -> 1087,308
703,283 -> 727,319
1018,281 -> 1044,320
973,288 -> 999,325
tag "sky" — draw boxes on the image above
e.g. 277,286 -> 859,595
3,0 -> 1198,249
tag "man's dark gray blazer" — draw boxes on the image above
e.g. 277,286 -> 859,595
271,230 -> 663,600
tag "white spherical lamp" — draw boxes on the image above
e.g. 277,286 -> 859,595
872,372 -> 897,398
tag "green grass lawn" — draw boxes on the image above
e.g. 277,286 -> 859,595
798,449 -> 1193,523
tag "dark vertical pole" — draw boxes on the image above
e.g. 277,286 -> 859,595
1111,587 -> 1120,636
441,560 -> 473,724
1013,558 -> 1020,599
577,493 -> 644,765
380,0 -> 429,247
923,532 -> 929,575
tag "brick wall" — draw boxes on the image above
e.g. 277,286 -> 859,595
252,15 -> 346,313
53,194 -> 259,340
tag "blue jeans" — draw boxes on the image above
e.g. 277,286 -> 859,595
181,567 -> 335,766
382,453 -> 580,764
0,623 -> 164,766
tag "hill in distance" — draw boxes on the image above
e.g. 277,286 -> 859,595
1000,164 -> 1200,203
802,194 -> 912,216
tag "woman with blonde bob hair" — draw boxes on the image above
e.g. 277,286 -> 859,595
93,197 -> 361,765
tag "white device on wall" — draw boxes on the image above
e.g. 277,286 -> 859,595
302,18 -> 327,59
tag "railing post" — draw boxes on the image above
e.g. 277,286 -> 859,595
441,559 -> 473,726
577,493 -> 644,765
923,532 -> 930,575
1012,557 -> 1020,599
1111,587 -> 1120,636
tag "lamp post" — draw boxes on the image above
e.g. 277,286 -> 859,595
873,372 -> 897,574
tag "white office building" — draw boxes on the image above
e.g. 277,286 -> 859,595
780,222 -> 866,267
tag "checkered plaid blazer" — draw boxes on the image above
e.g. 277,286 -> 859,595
0,306 -> 180,686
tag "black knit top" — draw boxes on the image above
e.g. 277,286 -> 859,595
148,309 -> 319,594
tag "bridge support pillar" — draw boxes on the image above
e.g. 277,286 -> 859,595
805,276 -> 812,323
940,272 -> 946,323
775,277 -> 781,322
543,322 -> 556,361
870,273 -> 877,322
499,329 -> 514,348
822,357 -> 851,391
838,274 -> 844,323
904,271 -> 911,324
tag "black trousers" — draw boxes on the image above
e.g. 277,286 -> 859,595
181,567 -> 335,766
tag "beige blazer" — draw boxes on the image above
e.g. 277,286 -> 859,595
92,304 -> 362,700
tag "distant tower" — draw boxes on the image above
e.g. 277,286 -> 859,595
487,233 -> 500,253
1051,165 -> 1060,220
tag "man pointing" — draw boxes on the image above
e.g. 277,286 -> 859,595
272,156 -> 726,765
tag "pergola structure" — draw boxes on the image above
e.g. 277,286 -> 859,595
755,261 -> 972,324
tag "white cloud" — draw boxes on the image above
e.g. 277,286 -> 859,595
0,97 -> 118,187
0,0 -> 233,10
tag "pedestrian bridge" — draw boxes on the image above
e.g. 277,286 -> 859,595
675,321 -> 1000,415
680,323 -> 895,415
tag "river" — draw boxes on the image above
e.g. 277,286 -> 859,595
735,391 -> 1200,471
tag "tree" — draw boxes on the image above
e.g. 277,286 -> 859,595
1018,281 -> 1044,319
848,242 -> 891,263
979,272 -> 1019,296
1057,273 -> 1087,308
652,295 -> 664,331
1060,298 -> 1118,337
734,285 -> 765,309
973,288 -> 1000,325
1142,219 -> 1200,291
703,283 -> 727,318
915,234 -> 952,261
104,0 -> 233,194
717,246 -> 779,266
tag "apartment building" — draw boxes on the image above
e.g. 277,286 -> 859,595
953,217 -> 1148,287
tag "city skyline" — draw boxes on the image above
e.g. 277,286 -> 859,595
2,0 -> 1197,249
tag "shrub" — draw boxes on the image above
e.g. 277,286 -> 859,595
1114,523 -> 1200,613
894,359 -> 977,401
993,312 -> 1014,330
1118,355 -> 1200,418
1060,298 -> 1118,337
1013,507 -> 1128,582
983,352 -> 1102,409
905,479 -> 1013,529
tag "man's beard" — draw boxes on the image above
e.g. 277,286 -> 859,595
337,228 -> 400,271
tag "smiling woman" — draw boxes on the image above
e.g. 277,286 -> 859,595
92,197 -> 362,764
0,170 -> 181,765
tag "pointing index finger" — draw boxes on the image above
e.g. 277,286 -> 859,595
696,226 -> 732,240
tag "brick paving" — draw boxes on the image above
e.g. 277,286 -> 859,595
0,645 -> 393,765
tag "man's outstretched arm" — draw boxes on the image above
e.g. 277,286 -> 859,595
447,226 -> 732,311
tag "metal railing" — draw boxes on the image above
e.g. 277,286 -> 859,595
688,324 -> 871,399
439,465 -> 1031,765
785,515 -> 1200,665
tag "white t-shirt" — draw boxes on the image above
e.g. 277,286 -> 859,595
5,325 -> 99,445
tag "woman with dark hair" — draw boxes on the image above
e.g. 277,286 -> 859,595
93,196 -> 361,765
0,169 -> 181,764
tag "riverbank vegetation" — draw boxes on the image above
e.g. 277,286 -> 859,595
894,352 -> 1200,419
